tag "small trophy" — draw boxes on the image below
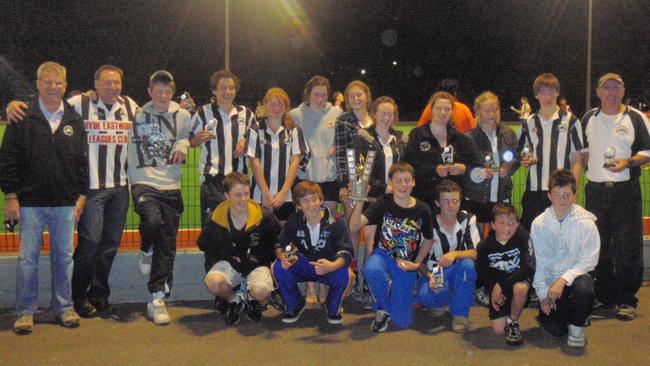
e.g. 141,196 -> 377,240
284,243 -> 298,263
431,265 -> 445,289
603,147 -> 617,168
204,118 -> 217,139
179,91 -> 197,114
442,145 -> 454,165
346,148 -> 376,202
484,154 -> 496,171
520,143 -> 538,165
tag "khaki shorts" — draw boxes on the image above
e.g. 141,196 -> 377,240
205,260 -> 274,293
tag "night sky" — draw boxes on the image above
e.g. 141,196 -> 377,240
2,0 -> 649,120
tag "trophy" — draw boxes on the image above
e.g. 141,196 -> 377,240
520,142 -> 538,165
284,243 -> 298,263
442,145 -> 454,165
431,265 -> 445,289
134,124 -> 174,164
346,148 -> 376,202
470,150 -> 516,183
603,147 -> 617,168
179,91 -> 197,114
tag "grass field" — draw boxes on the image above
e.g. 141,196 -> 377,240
2,122 -> 650,237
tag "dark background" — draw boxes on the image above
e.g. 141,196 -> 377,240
1,0 -> 649,120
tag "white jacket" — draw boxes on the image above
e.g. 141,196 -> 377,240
530,204 -> 600,300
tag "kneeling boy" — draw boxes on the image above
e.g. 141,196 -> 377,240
477,203 -> 535,345
273,181 -> 354,324
197,172 -> 281,325
414,179 -> 480,333
531,169 -> 599,348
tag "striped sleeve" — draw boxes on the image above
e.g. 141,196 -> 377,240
246,122 -> 260,158
568,113 -> 584,153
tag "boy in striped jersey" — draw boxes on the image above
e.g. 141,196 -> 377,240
5,65 -> 138,317
189,70 -> 255,227
518,73 -> 584,231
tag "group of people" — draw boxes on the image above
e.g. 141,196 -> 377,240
1,62 -> 648,351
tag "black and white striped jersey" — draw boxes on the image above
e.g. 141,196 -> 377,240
190,103 -> 255,183
68,94 -> 137,190
246,119 -> 309,203
518,110 -> 583,191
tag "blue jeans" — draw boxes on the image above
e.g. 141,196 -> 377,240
16,206 -> 75,315
273,254 -> 350,316
72,187 -> 129,302
415,258 -> 477,317
364,250 -> 417,329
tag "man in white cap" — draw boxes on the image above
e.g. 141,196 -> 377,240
580,72 -> 650,321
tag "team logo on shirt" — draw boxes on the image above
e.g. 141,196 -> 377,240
327,119 -> 336,127
558,122 -> 568,132
615,125 -> 628,136
63,125 -> 74,136
420,141 -> 431,151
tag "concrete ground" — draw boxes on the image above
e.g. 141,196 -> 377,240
1,287 -> 649,366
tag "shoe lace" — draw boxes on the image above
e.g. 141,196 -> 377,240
375,310 -> 388,322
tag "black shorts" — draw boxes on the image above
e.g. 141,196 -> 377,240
463,200 -> 498,223
295,179 -> 340,202
488,281 -> 531,320
273,202 -> 296,221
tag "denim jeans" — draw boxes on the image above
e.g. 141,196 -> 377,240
364,249 -> 417,329
415,258 -> 477,317
16,206 -> 75,315
72,186 -> 129,302
273,254 -> 350,316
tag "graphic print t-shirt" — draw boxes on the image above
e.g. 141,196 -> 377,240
363,194 -> 433,261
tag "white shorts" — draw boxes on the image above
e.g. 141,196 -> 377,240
205,260 -> 273,293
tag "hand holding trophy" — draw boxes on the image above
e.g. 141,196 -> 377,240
284,243 -> 298,264
470,150 -> 514,183
520,142 -> 538,167
603,146 -> 617,168
346,148 -> 376,203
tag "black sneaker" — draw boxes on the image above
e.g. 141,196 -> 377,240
505,319 -> 523,345
246,300 -> 263,322
224,301 -> 242,325
74,299 -> 98,318
282,299 -> 306,324
592,301 -> 618,319
371,310 -> 390,332
214,296 -> 229,314
268,289 -> 284,311
327,312 -> 343,325
616,304 -> 636,321
89,297 -> 111,312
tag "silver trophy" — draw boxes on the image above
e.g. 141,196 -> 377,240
484,154 -> 497,170
603,147 -> 617,168
521,143 -> 538,165
431,265 -> 445,289
284,243 -> 298,263
442,145 -> 454,165
346,148 -> 376,202
179,91 -> 197,114
470,150 -> 515,183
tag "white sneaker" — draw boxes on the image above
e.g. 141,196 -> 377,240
138,249 -> 153,275
567,324 -> 586,348
147,299 -> 170,325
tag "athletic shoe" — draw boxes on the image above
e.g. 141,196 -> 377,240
138,249 -> 153,275
430,307 -> 446,317
616,304 -> 636,321
246,300 -> 263,322
505,319 -> 523,345
89,297 -> 111,312
74,299 -> 98,318
214,296 -> 229,314
147,299 -> 170,325
451,316 -> 469,333
567,324 -> 586,348
57,309 -> 81,328
282,299 -> 306,324
592,301 -> 617,319
224,301 -> 242,325
13,314 -> 34,335
326,307 -> 343,325
371,310 -> 390,332
475,287 -> 490,307
268,289 -> 284,311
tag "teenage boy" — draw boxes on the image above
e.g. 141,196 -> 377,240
414,179 -> 480,333
530,169 -> 600,348
273,181 -> 354,324
189,69 -> 255,227
518,73 -> 584,231
197,172 -> 281,325
127,70 -> 192,325
349,162 -> 434,332
476,203 -> 535,345
1,61 -> 88,334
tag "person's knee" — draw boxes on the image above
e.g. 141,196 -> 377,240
249,287 -> 271,302
513,281 -> 530,298
204,273 -> 230,295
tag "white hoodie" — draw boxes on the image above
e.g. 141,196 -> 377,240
530,204 -> 600,300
